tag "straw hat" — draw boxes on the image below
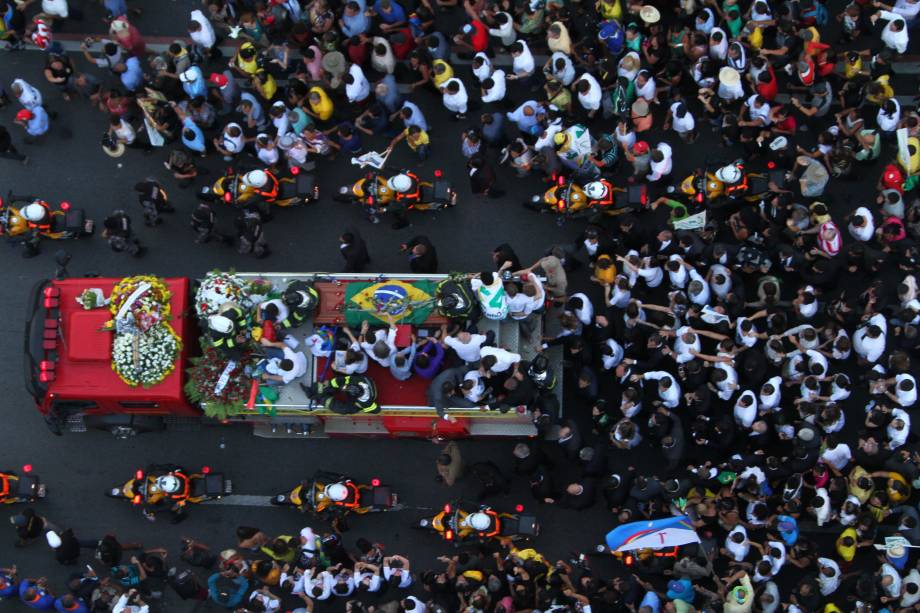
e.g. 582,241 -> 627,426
639,5 -> 660,24
102,140 -> 126,158
719,66 -> 740,86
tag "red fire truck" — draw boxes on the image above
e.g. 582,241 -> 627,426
25,273 -> 561,439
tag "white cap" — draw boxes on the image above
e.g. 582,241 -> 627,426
242,169 -> 268,188
769,136 -> 788,151
179,68 -> 198,83
46,531 -> 62,549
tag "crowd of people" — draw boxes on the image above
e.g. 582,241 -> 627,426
3,0 -> 920,609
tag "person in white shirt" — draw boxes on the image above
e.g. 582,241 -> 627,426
733,390 -> 757,428
480,346 -> 521,374
743,94 -> 772,126
544,52 -> 576,86
371,37 -> 396,75
878,97 -> 901,133
249,588 -> 282,613
441,78 -> 468,118
633,371 -> 681,408
574,73 -> 602,116
672,327 -> 700,364
401,595 -> 428,613
263,346 -> 308,385
481,70 -> 506,104
344,64 -> 370,104
666,255 -> 688,288
567,293 -> 593,326
888,408 -> 911,448
687,269 -> 711,306
759,377 -> 782,412
636,258 -> 664,288
606,276 -> 631,308
667,101 -> 696,142
472,53 -> 492,82
848,206 -> 875,241
647,143 -> 673,182
601,338 -> 624,370
188,10 -> 216,50
820,438 -> 852,471
382,555 -> 413,588
488,11 -> 516,46
443,331 -> 486,363
893,373 -> 918,407
713,362 -> 739,400
305,569 -> 335,600
853,313 -> 887,363
461,370 -> 486,402
722,525 -> 750,562
354,562 -> 383,592
875,10 -> 909,53
360,324 -> 398,367
509,40 -> 535,80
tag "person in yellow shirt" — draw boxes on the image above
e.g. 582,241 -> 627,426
432,59 -> 454,89
866,76 -> 895,105
723,570 -> 754,613
252,70 -> 277,102
231,42 -> 261,77
305,86 -> 334,122
388,125 -> 430,161
836,528 -> 859,563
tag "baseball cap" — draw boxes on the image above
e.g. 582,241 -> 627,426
462,24 -> 473,34
209,72 -> 229,88
633,141 -> 649,154
667,580 -> 688,595
179,68 -> 198,83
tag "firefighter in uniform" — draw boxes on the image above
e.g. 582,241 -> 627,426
435,277 -> 478,323
279,281 -> 319,329
311,374 -> 380,414
207,303 -> 249,357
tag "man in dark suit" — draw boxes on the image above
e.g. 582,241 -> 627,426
339,229 -> 370,272
401,236 -> 438,273
468,155 -> 502,197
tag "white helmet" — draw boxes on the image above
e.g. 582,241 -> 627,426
21,203 -> 47,223
242,169 -> 268,188
715,164 -> 742,184
156,475 -> 181,494
387,173 -> 412,193
325,483 -> 349,502
467,512 -> 492,532
208,314 -> 234,335
583,181 -> 609,200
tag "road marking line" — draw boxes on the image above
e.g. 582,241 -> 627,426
202,495 -> 276,507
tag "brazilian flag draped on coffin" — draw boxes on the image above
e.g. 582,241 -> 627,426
344,279 -> 437,326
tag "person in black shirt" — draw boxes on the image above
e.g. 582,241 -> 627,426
0,125 -> 27,163
401,235 -> 438,273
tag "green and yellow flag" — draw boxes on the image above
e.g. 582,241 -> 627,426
344,280 -> 436,326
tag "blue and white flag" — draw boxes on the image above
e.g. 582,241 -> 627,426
605,516 -> 700,552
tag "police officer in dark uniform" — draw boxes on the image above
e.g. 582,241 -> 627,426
279,280 -> 319,329
102,210 -> 144,257
134,179 -> 174,226
234,206 -> 269,258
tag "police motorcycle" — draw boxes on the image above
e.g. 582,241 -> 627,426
417,501 -> 540,545
0,468 -> 47,504
203,167 -> 319,208
335,170 -> 456,223
2,196 -> 95,257
106,464 -> 231,522
679,161 -> 781,207
525,176 -> 647,224
271,470 -> 400,530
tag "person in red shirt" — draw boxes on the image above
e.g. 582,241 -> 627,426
453,20 -> 488,54
770,105 -> 797,136
755,67 -> 778,102
389,28 -> 415,59
879,163 -> 904,193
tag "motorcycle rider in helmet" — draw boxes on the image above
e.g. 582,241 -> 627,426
139,466 -> 193,524
20,201 -> 51,258
308,374 -> 380,414
386,172 -> 418,230
458,508 -> 499,538
583,179 -> 617,211
279,281 -> 320,329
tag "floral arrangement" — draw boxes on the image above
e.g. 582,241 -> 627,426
110,275 -> 171,319
112,323 -> 181,387
105,275 -> 180,387
195,271 -> 250,319
184,343 -> 255,419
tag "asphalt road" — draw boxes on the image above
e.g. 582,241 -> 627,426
0,3 -> 919,610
